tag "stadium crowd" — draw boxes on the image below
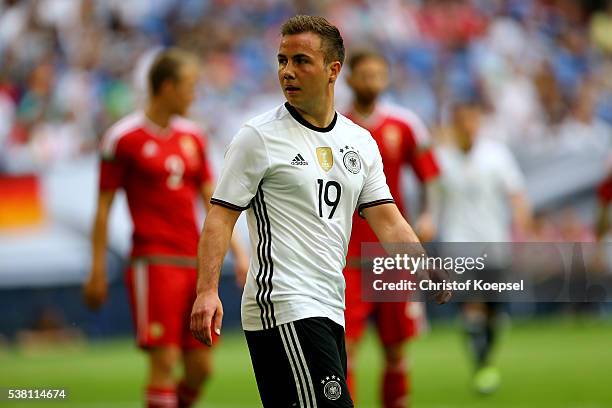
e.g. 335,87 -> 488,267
1,0 -> 611,235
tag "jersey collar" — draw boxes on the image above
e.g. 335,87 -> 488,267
142,112 -> 174,138
285,102 -> 337,133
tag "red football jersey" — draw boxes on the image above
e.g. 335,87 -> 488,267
99,112 -> 213,258
345,105 -> 439,258
598,175 -> 612,204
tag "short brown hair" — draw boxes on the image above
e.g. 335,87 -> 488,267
280,15 -> 345,66
348,49 -> 387,72
148,48 -> 196,96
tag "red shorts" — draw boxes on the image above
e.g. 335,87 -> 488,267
343,266 -> 425,345
125,260 -> 213,349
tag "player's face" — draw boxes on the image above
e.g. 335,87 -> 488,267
277,32 -> 338,111
453,104 -> 481,148
347,57 -> 389,105
168,62 -> 199,116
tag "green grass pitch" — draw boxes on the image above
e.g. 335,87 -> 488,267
1,318 -> 611,407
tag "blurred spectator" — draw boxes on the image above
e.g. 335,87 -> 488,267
0,86 -> 16,161
532,62 -> 567,131
0,0 -> 610,236
557,79 -> 612,152
5,60 -> 86,171
0,0 -> 608,155
418,0 -> 488,50
590,0 -> 612,55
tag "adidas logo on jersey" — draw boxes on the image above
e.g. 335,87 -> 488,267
291,153 -> 308,165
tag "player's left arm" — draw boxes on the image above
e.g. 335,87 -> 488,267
358,134 -> 449,303
362,202 -> 420,244
200,182 -> 249,287
498,144 -> 533,239
415,179 -> 440,242
362,203 -> 451,304
509,192 -> 533,239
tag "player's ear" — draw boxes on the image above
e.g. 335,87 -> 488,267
345,71 -> 354,88
328,61 -> 342,84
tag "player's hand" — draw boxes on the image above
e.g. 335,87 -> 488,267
415,213 -> 436,242
83,269 -> 108,310
190,291 -> 223,346
233,251 -> 250,288
434,288 -> 452,304
428,267 -> 452,304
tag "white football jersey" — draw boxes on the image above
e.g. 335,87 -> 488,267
436,137 -> 525,242
212,103 -> 393,331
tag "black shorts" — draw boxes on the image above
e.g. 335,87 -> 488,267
244,317 -> 354,408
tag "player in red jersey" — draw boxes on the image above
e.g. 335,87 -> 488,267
83,49 -> 248,408
343,50 -> 440,407
596,174 -> 612,241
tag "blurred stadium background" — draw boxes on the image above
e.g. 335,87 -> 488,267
1,0 -> 612,406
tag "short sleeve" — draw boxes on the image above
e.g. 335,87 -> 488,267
211,126 -> 270,211
411,149 -> 440,182
357,139 -> 394,217
98,130 -> 127,191
497,144 -> 525,194
402,111 -> 440,182
598,176 -> 612,204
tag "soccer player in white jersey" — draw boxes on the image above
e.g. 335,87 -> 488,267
436,97 -> 532,394
190,15 -> 451,407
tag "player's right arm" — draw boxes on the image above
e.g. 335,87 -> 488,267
190,205 -> 241,346
83,190 -> 116,310
191,125 -> 269,346
200,181 -> 249,287
84,122 -> 128,309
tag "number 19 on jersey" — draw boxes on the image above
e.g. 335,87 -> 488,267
317,179 -> 341,219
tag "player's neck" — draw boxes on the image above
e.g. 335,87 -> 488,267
457,133 -> 474,153
351,100 -> 377,118
292,99 -> 336,129
145,102 -> 173,130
